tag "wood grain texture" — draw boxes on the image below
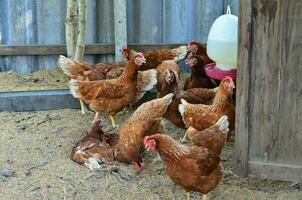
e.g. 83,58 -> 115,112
0,43 -> 185,56
114,0 -> 127,61
234,0 -> 252,177
248,161 -> 302,181
0,90 -> 157,112
236,0 -> 302,180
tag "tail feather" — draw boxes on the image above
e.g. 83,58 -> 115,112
215,115 -> 229,134
69,79 -> 80,98
162,93 -> 174,105
172,56 -> 179,63
173,45 -> 187,60
133,93 -> 174,119
178,98 -> 188,118
58,55 -> 72,76
135,69 -> 157,102
84,157 -> 101,171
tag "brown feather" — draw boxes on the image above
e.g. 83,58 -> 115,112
71,58 -> 141,116
182,77 -> 235,135
114,94 -> 173,164
146,133 -> 223,195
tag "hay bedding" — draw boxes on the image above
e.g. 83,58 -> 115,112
0,69 -> 301,199
0,109 -> 301,200
0,68 -> 189,92
0,68 -> 69,92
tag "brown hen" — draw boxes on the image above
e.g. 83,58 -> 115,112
114,93 -> 174,169
144,116 -> 229,200
186,40 -> 214,64
69,53 -> 146,127
160,69 -> 217,129
70,118 -> 118,170
59,55 -> 157,113
122,46 -> 187,70
184,55 -> 218,90
179,76 -> 235,140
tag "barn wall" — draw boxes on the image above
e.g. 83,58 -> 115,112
0,0 -> 238,73
235,0 -> 302,181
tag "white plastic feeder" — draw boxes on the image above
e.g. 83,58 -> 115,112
207,6 -> 238,70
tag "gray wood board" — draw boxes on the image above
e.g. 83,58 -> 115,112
234,0 -> 252,177
0,90 -> 157,112
235,0 -> 302,180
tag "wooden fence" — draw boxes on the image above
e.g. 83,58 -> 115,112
0,0 -> 238,72
235,0 -> 302,181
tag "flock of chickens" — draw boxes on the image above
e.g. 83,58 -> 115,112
58,41 -> 236,200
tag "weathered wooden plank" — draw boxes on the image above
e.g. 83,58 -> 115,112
0,90 -> 80,112
126,0 -> 163,43
0,44 -> 113,56
0,43 -> 186,56
162,0 -> 225,43
0,90 -> 157,112
276,0 -> 302,164
236,0 -> 302,181
114,0 -> 127,61
234,0 -> 252,177
248,161 -> 302,181
249,0 -> 285,163
128,43 -> 186,51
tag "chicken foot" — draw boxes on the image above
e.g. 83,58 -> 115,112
186,192 -> 207,200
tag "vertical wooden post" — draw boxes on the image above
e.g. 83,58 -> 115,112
234,0 -> 252,177
114,0 -> 127,61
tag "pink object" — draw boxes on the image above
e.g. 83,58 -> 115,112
131,161 -> 145,170
204,63 -> 237,81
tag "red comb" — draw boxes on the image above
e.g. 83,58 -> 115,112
136,52 -> 145,58
121,46 -> 128,51
225,76 -> 233,82
143,136 -> 149,145
189,40 -> 198,45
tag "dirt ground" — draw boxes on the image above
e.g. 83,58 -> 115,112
0,68 -> 190,92
0,68 -> 301,199
0,68 -> 69,92
0,108 -> 301,200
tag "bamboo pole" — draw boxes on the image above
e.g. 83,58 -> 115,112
74,0 -> 87,60
65,0 -> 77,59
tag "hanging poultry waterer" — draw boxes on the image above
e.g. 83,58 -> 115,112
207,6 -> 238,71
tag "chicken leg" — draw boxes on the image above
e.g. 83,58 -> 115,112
80,100 -> 88,115
93,112 -> 99,123
181,132 -> 188,142
109,115 -> 117,127
203,194 -> 207,200
186,192 -> 191,200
